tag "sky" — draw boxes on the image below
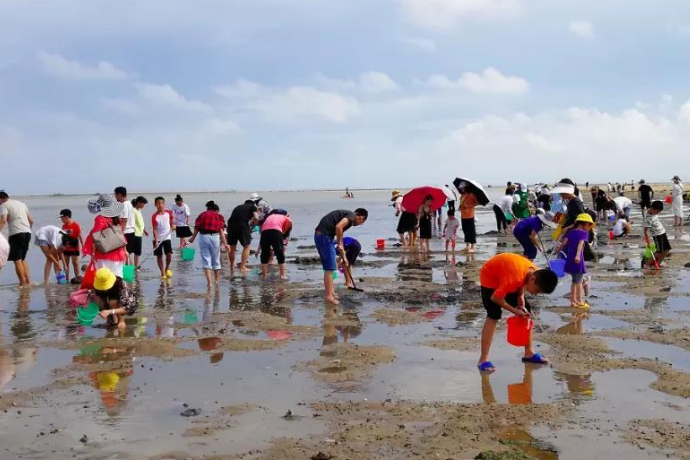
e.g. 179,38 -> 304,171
1,0 -> 690,194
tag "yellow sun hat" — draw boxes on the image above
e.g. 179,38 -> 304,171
93,267 -> 117,291
575,213 -> 595,225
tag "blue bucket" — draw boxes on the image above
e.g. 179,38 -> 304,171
549,258 -> 566,278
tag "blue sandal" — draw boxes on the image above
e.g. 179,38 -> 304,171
478,361 -> 496,372
522,353 -> 548,365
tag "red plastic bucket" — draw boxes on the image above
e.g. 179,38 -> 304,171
665,195 -> 673,204
376,239 -> 385,250
507,316 -> 533,347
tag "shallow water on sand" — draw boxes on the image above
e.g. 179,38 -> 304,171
0,191 -> 689,459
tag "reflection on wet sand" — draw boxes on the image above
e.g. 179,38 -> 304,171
481,364 -> 536,405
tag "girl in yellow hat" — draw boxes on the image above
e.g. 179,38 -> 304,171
91,267 -> 136,328
554,213 -> 595,309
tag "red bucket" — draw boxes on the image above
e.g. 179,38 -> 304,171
665,195 -> 673,204
376,239 -> 385,250
507,316 -> 533,347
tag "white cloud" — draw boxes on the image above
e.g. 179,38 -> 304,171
400,0 -> 523,29
569,20 -> 596,40
101,98 -> 140,115
202,117 -> 241,134
135,83 -> 212,113
253,86 -> 359,124
213,79 -> 265,99
37,52 -> 128,81
398,36 -> 437,52
427,67 -> 529,95
359,72 -> 401,93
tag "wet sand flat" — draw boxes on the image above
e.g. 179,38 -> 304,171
0,191 -> 689,459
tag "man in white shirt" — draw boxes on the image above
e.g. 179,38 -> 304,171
613,195 -> 633,219
0,191 -> 33,287
671,175 -> 684,227
114,186 -> 136,264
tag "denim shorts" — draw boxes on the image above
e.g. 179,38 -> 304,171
314,234 -> 337,271
199,233 -> 221,270
571,272 -> 585,283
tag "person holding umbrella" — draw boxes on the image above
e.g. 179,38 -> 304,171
417,195 -> 434,253
453,178 -> 490,254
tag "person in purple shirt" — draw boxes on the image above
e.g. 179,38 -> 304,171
513,210 -> 557,260
554,213 -> 595,309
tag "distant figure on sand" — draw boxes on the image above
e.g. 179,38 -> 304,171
643,201 -> 671,269
227,200 -> 259,274
442,209 -> 460,252
0,191 -> 33,287
671,175 -> 684,226
314,209 -> 368,304
513,210 -> 556,261
477,253 -> 558,373
637,179 -> 653,211
131,196 -> 148,270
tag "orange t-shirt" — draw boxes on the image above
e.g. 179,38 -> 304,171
480,253 -> 538,300
460,193 -> 478,219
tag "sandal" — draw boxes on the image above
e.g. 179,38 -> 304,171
478,362 -> 496,373
522,353 -> 549,365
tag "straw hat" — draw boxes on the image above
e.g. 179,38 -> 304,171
88,194 -> 123,218
391,190 -> 402,201
94,267 -> 117,291
575,213 -> 595,225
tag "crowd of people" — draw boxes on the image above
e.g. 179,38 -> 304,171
0,176 -> 686,371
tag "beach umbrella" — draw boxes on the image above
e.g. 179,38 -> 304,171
453,177 -> 490,206
401,186 -> 448,214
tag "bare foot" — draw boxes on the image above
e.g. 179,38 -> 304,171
280,276 -> 289,281
325,296 -> 340,305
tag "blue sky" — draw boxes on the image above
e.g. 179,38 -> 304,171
1,0 -> 690,194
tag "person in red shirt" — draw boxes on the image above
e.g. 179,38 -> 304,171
188,201 -> 229,287
478,253 -> 558,373
59,209 -> 83,281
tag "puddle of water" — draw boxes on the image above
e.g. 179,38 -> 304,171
499,428 -> 559,460
603,337 -> 690,372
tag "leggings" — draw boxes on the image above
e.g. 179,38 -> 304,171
493,204 -> 507,232
260,230 -> 285,264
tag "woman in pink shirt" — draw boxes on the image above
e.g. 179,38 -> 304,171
259,211 -> 292,280
82,195 -> 127,278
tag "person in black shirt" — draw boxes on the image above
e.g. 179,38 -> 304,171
227,200 -> 259,274
552,178 -> 584,238
314,208 -> 368,304
637,179 -> 654,211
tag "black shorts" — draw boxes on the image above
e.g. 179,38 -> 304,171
653,233 -> 672,253
396,212 -> 417,234
461,218 -> 476,244
228,226 -> 252,247
481,286 -> 532,320
129,236 -> 143,256
260,229 -> 285,264
125,233 -> 138,254
62,249 -> 80,257
8,233 -> 31,262
154,240 -> 173,256
175,226 -> 192,238
640,200 -> 651,210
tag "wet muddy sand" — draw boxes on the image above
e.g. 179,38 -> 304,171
0,209 -> 689,460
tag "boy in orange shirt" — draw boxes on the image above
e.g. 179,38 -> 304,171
478,253 -> 558,372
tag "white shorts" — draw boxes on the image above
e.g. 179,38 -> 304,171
0,233 -> 8,269
94,260 -> 124,278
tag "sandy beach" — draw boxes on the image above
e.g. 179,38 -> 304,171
0,190 -> 688,460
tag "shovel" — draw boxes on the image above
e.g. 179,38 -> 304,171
339,246 -> 364,292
